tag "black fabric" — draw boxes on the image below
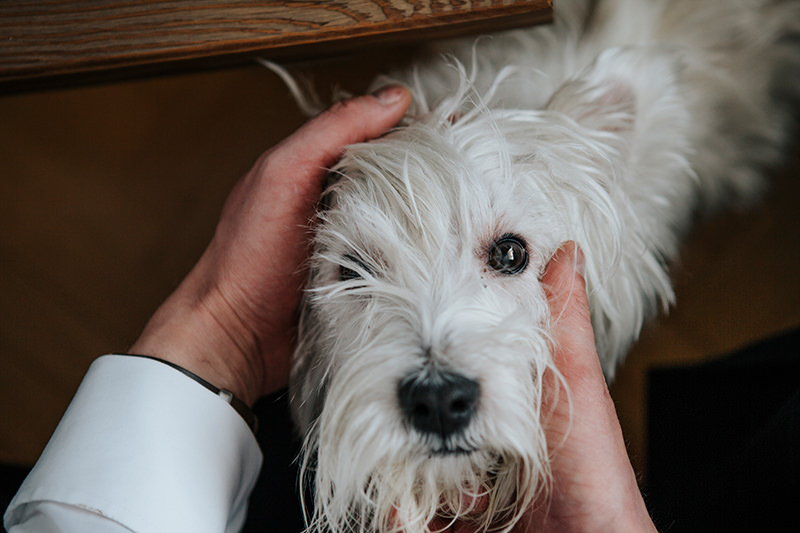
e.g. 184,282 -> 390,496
244,391 -> 305,532
0,464 -> 30,528
647,327 -> 800,532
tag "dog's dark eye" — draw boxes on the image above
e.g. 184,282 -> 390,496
488,236 -> 528,275
339,254 -> 369,282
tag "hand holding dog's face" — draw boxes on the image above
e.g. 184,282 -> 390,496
423,243 -> 655,532
130,88 -> 411,406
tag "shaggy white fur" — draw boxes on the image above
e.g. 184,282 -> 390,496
280,0 -> 800,531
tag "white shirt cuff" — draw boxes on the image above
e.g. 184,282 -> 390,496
4,354 -> 264,533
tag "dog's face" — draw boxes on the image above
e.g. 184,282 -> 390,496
291,82 -> 637,531
290,108 -> 589,532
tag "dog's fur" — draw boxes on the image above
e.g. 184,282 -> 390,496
284,0 -> 800,531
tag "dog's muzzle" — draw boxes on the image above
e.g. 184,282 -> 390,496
397,370 -> 480,448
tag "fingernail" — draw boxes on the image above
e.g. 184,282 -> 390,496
372,85 -> 406,105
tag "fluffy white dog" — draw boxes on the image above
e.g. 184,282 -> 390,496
282,0 -> 800,531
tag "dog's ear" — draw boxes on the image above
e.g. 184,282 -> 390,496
546,46 -> 689,139
546,76 -> 637,135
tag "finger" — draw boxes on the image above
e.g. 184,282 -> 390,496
285,85 -> 412,169
247,86 -> 412,222
266,85 -> 412,184
540,242 -> 610,442
536,243 -> 656,532
541,242 -> 597,367
540,244 -> 621,485
541,242 -> 586,316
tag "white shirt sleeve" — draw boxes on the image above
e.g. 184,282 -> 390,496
4,355 -> 264,533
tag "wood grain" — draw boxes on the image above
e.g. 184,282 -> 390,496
0,0 -> 552,92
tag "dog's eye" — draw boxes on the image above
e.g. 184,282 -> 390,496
488,236 -> 528,275
339,254 -> 369,282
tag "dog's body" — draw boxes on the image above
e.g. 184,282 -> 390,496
287,0 -> 800,531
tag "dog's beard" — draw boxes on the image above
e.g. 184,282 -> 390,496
297,306 -> 555,533
304,426 -> 548,533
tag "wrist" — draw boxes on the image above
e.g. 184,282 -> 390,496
130,288 -> 264,407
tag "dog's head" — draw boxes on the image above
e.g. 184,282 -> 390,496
291,52 -> 684,532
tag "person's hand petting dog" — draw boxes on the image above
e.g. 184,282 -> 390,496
428,242 -> 656,533
130,86 -> 654,532
130,85 -> 412,406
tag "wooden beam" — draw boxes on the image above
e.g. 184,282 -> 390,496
0,1 -> 552,93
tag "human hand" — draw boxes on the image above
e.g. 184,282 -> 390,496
523,242 -> 657,532
130,86 -> 412,406
428,242 -> 656,532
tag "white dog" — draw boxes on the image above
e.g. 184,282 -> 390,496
282,0 -> 800,531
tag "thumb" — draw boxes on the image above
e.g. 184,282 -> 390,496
529,245 -> 655,532
541,242 -> 595,361
248,86 -> 412,221
268,85 -> 412,177
540,241 -> 611,412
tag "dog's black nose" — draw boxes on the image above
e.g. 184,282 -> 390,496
398,371 -> 480,437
